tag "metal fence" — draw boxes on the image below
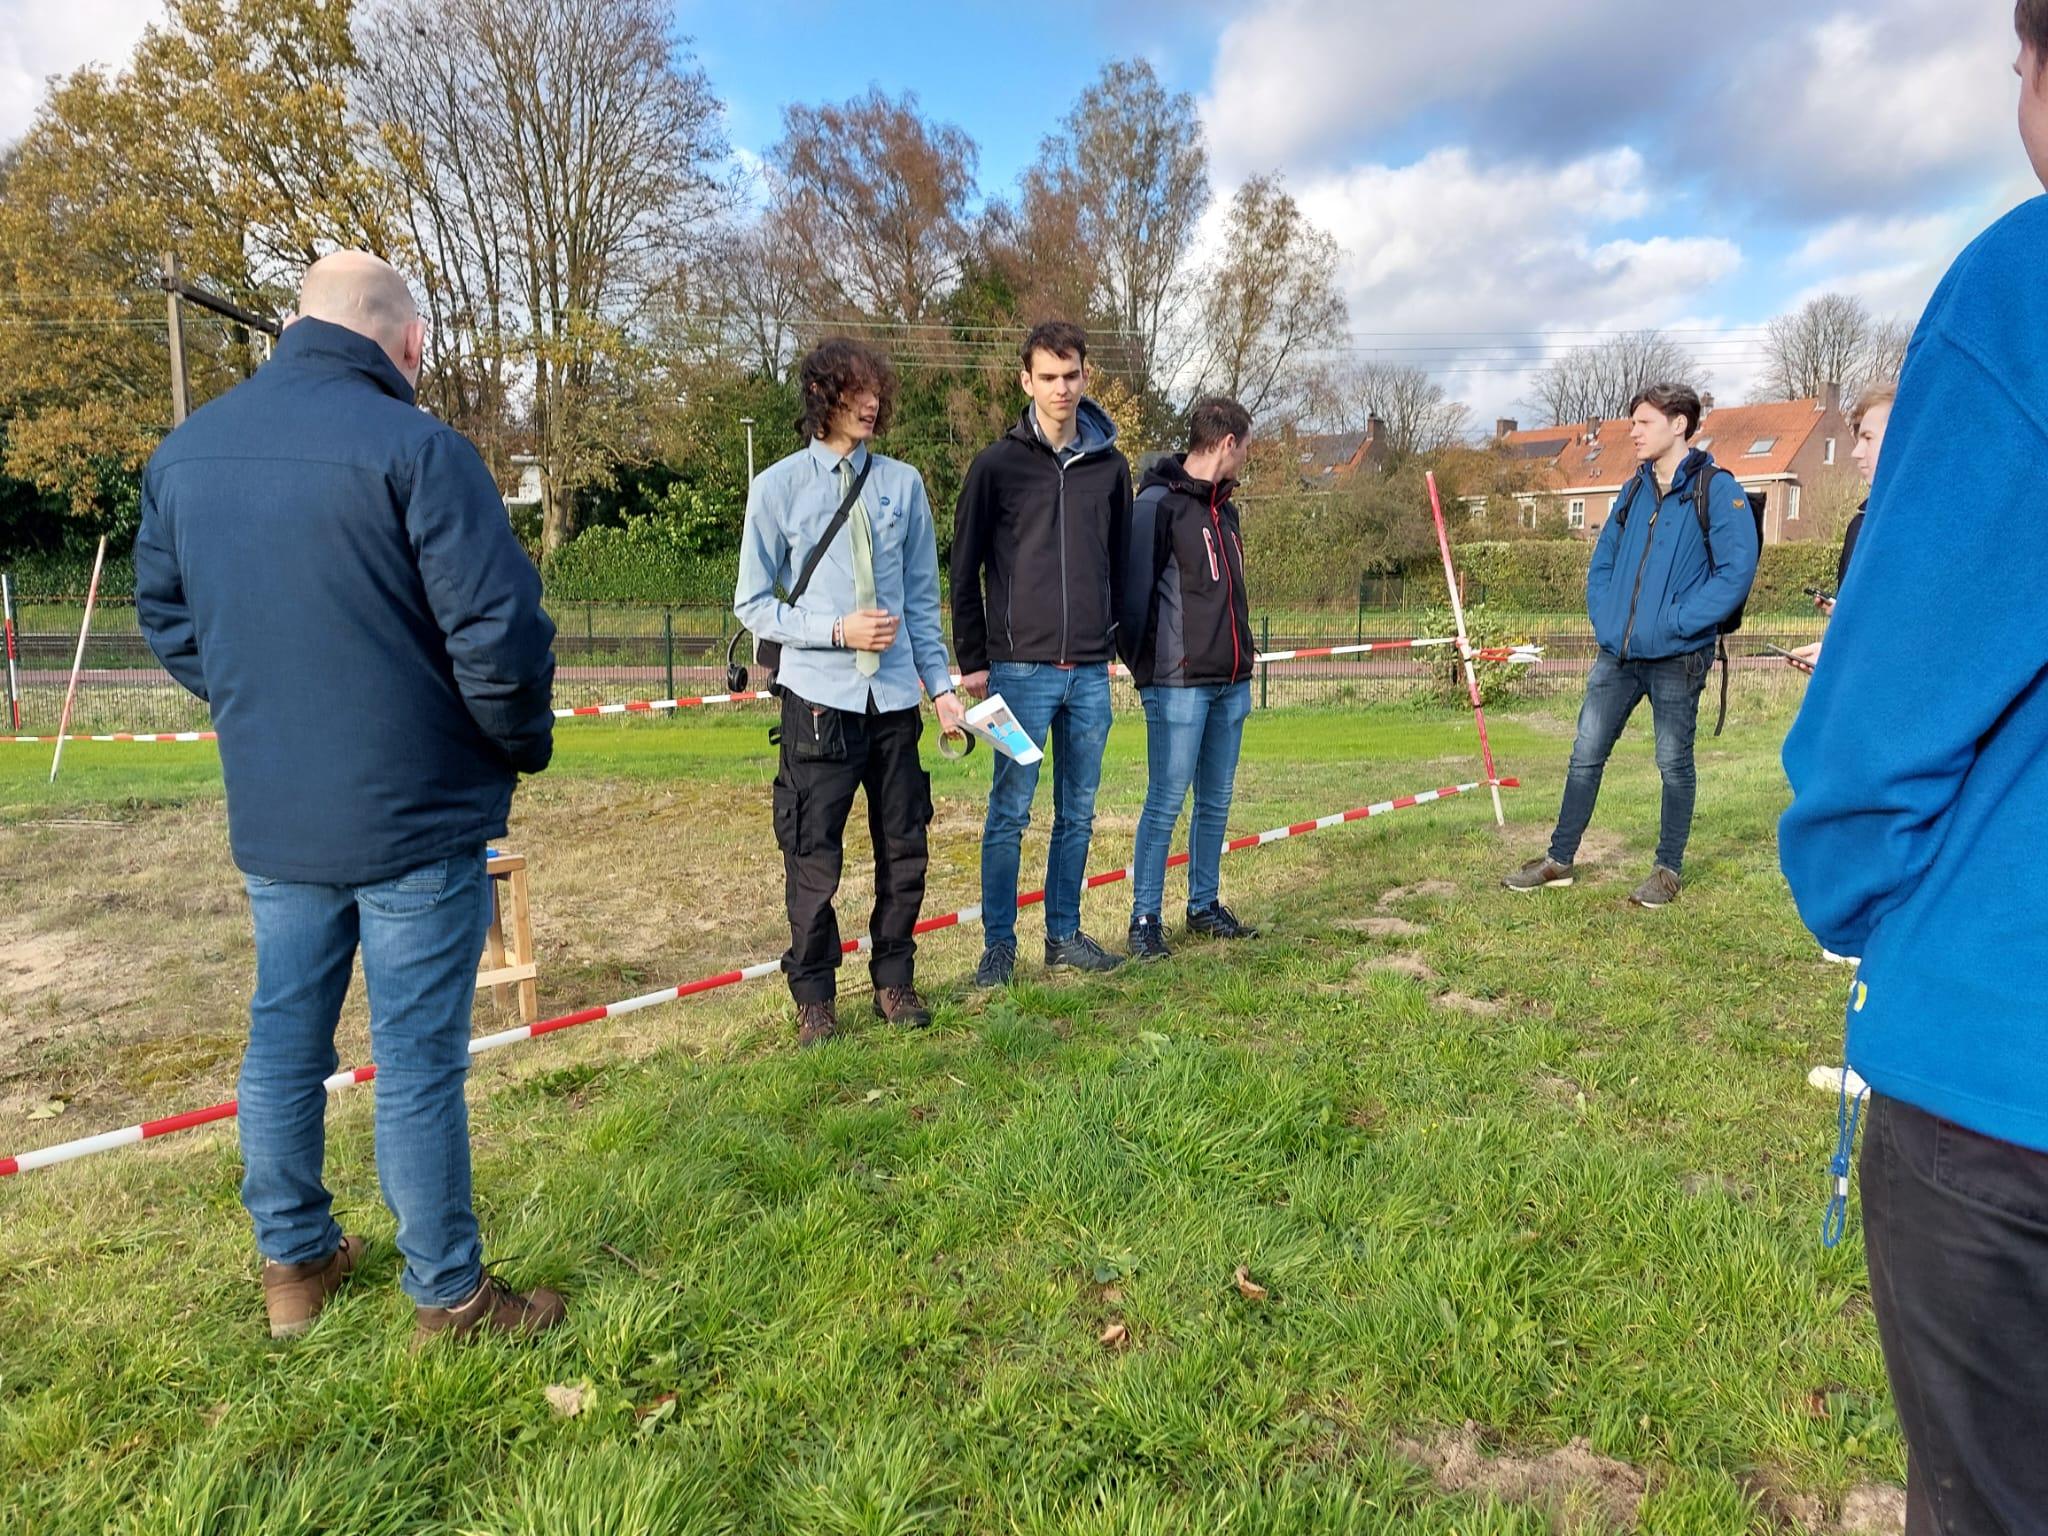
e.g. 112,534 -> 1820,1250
4,595 -> 1827,735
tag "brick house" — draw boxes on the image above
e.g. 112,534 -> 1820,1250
1489,388 -> 1859,544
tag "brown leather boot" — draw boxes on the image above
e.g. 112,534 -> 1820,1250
262,1234 -> 367,1339
413,1272 -> 568,1346
873,985 -> 932,1028
797,999 -> 838,1048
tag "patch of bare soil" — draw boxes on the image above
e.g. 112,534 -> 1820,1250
1334,916 -> 1428,939
1366,953 -> 1437,982
1438,991 -> 1507,1017
1397,1422 -> 1644,1532
0,771 -> 1010,1140
1745,1470 -> 1906,1534
1377,880 -> 1460,907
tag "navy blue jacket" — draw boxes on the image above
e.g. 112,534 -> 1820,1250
1585,448 -> 1758,660
134,318 -> 556,884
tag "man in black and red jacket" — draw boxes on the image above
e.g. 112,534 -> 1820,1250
1116,396 -> 1260,960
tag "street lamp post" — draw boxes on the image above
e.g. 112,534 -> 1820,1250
739,417 -> 756,487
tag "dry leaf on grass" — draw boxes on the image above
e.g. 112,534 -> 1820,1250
26,1099 -> 67,1121
1234,1266 -> 1270,1301
544,1382 -> 595,1418
1098,1321 -> 1129,1349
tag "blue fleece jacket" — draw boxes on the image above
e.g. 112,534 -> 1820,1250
1585,449 -> 1758,660
134,318 -> 556,885
1780,195 -> 2048,1152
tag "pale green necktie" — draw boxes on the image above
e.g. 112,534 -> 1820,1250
837,456 -> 880,676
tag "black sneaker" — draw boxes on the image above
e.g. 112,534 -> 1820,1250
1044,931 -> 1124,973
972,941 -> 1017,989
1127,915 -> 1172,962
1186,903 -> 1258,940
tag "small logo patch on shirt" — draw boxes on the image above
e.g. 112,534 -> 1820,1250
1853,982 -> 1868,1013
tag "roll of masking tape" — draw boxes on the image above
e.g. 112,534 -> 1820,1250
936,730 -> 976,761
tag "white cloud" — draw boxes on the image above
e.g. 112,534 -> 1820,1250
1200,0 -> 1646,179
1200,0 -> 2021,216
1721,8 -> 2019,214
0,0 -> 159,146
1276,147 -> 1744,426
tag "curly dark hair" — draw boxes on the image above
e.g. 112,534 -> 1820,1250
795,338 -> 897,442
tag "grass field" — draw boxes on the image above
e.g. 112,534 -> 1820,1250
0,697 -> 1898,1534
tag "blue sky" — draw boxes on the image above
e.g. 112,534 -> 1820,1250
679,0 -> 2038,420
6,0 -> 2038,422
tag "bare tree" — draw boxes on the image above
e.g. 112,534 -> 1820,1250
360,0 -> 733,553
1027,60 -> 1209,395
769,89 -> 976,324
1529,331 -> 1708,425
1194,174 -> 1347,423
698,209 -> 811,379
1760,293 -> 1875,401
1310,360 -> 1470,464
1862,316 -> 1911,390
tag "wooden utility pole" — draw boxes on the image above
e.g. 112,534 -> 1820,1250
159,254 -> 283,427
162,252 -> 190,427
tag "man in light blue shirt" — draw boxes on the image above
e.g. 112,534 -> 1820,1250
735,338 -> 965,1047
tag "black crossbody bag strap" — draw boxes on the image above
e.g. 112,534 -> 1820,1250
787,454 -> 874,609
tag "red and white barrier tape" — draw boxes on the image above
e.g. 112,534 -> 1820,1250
7,730 -> 218,744
0,776 -> 1517,1178
3,642 -> 1547,742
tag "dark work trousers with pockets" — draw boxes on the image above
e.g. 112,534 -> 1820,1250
770,689 -> 934,1005
1859,1090 -> 2048,1534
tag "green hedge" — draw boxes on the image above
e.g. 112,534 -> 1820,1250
539,524 -> 736,604
1458,539 -> 1842,615
3,548 -> 138,600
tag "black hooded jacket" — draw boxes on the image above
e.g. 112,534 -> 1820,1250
1116,454 -> 1254,689
950,400 -> 1132,672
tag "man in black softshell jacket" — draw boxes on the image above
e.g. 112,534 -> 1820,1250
951,320 -> 1132,988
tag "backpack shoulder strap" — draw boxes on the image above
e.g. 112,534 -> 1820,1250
1614,465 -> 1650,529
1689,464 -> 1718,571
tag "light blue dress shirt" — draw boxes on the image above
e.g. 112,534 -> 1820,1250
734,439 -> 954,714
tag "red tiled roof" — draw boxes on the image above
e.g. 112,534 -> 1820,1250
1500,397 -> 1836,489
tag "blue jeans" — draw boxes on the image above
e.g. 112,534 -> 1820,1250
1548,649 -> 1711,874
980,661 -> 1114,947
1132,682 -> 1252,920
240,849 -> 492,1307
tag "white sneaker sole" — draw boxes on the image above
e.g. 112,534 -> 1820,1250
1505,878 -> 1573,893
1807,1065 -> 1869,1097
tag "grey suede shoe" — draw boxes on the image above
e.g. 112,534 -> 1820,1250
1630,866 -> 1682,908
1504,857 -> 1574,892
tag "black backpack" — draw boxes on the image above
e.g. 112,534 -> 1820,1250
1614,464 -> 1764,735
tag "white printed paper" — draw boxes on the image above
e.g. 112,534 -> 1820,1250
962,693 -> 1043,764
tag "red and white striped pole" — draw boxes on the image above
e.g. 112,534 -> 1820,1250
1,572 -> 21,731
48,536 -> 108,784
1425,473 -> 1505,828
0,775 -> 1517,1178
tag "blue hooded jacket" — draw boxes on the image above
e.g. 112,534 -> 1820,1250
134,318 -> 556,885
1780,196 -> 2048,1152
1585,449 -> 1759,660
